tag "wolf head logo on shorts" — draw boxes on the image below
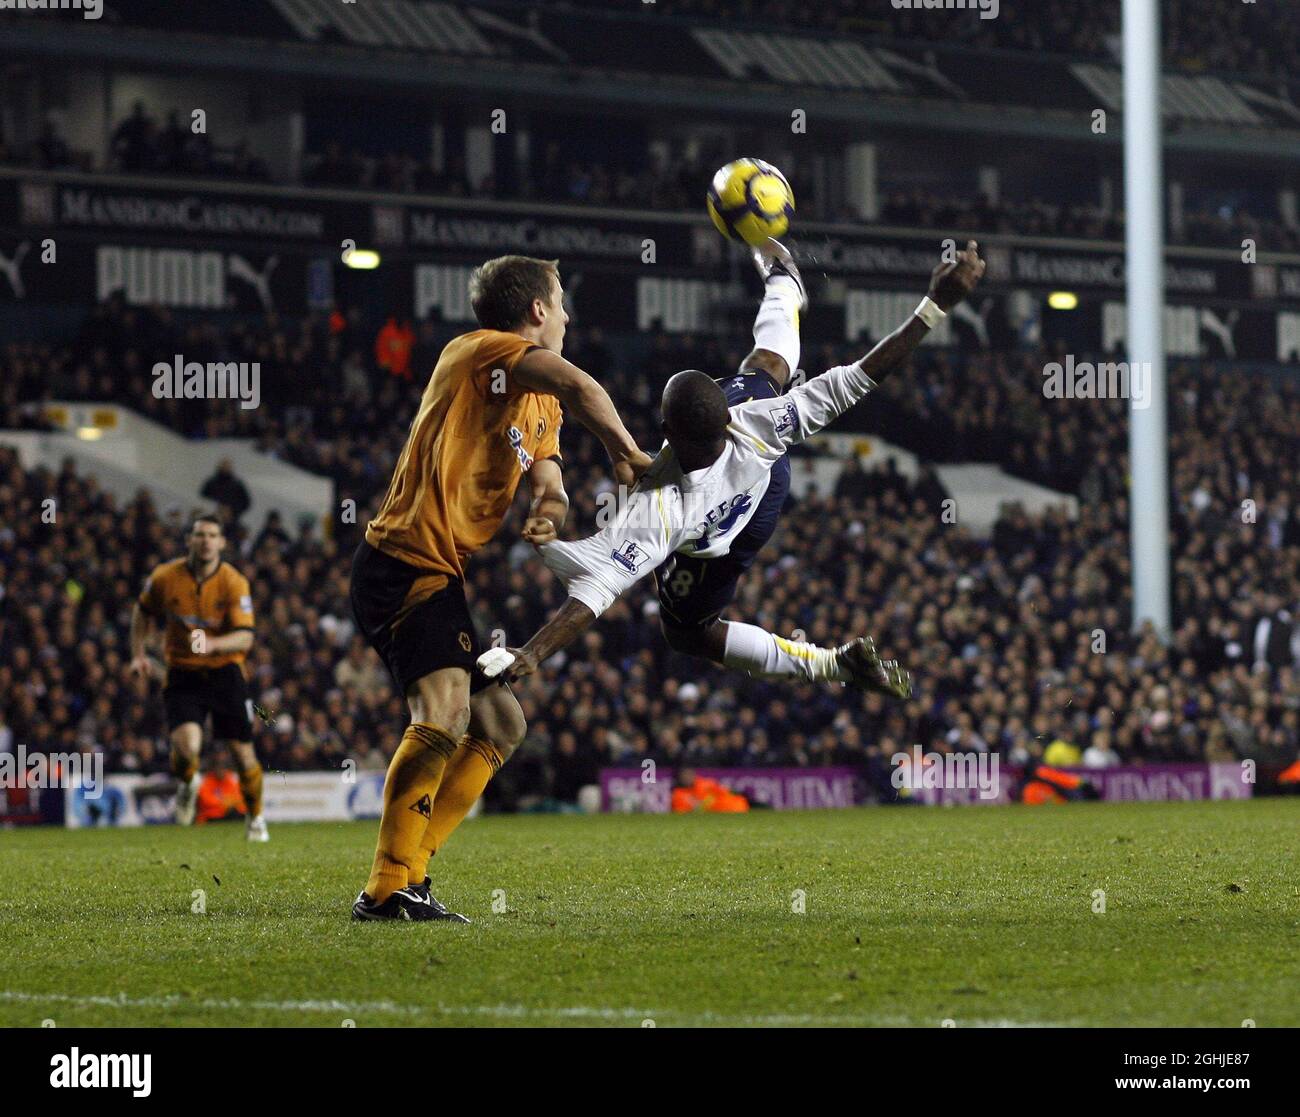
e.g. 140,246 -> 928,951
459,632 -> 472,652
611,539 -> 650,574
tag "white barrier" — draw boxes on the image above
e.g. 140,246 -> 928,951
64,770 -> 388,827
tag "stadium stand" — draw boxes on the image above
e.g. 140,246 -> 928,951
4,299 -> 1298,807
4,117 -> 1295,251
558,0 -> 1300,77
2,0 -> 1298,814
4,118 -> 1297,252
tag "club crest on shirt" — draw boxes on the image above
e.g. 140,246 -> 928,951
611,539 -> 651,574
507,424 -> 534,471
692,492 -> 754,551
770,401 -> 799,439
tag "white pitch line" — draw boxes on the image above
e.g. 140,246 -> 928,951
0,990 -> 1069,1027
0,991 -> 644,1021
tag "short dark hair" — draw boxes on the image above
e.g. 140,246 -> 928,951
191,514 -> 224,534
661,370 -> 729,445
469,255 -> 559,331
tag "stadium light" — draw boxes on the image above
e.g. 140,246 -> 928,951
76,426 -> 104,440
343,249 -> 381,270
1047,291 -> 1079,310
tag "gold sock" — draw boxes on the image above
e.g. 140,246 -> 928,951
239,762 -> 264,817
365,723 -> 458,903
409,735 -> 504,884
171,751 -> 198,783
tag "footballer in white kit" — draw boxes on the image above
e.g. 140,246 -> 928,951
480,240 -> 986,692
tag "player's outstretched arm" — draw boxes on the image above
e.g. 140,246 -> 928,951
482,597 -> 598,681
858,239 -> 985,386
514,348 -> 652,487
773,240 -> 985,444
487,481 -> 675,679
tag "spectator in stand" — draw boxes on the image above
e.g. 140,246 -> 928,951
200,460 -> 252,525
833,453 -> 872,501
33,119 -> 74,170
226,140 -> 270,182
373,152 -> 413,193
550,731 -> 599,805
197,760 -> 247,824
157,111 -> 189,174
307,143 -> 364,188
252,509 -> 292,553
1251,591 -> 1299,672
374,316 -> 415,381
671,768 -> 749,813
111,102 -> 157,173
443,154 -> 472,197
1082,731 -> 1121,769
5,296 -> 1300,802
333,636 -> 390,703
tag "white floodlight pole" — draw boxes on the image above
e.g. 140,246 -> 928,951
1123,0 -> 1171,639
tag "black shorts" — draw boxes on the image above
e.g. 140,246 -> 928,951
350,542 -> 492,696
655,548 -> 760,632
164,663 -> 253,740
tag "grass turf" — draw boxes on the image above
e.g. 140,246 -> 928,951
0,799 -> 1296,1027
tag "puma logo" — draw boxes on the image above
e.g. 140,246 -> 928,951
227,254 -> 279,312
952,296 -> 994,348
1200,308 -> 1239,359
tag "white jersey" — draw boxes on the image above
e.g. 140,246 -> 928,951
541,361 -> 879,618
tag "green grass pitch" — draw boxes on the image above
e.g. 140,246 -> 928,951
1,800 -> 1296,1027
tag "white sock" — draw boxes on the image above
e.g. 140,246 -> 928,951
721,621 -> 844,682
752,276 -> 802,380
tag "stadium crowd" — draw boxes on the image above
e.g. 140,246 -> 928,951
878,192 -> 1300,255
562,0 -> 1300,78
9,110 -> 1294,253
3,303 -> 1299,808
303,139 -> 767,218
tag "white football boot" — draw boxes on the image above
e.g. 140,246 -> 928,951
246,815 -> 270,843
173,774 -> 200,826
751,237 -> 808,311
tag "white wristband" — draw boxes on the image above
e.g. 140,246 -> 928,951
914,296 -> 946,329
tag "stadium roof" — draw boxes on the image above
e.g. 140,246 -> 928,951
7,0 -> 1300,158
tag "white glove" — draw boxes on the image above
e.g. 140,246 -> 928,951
477,647 -> 517,679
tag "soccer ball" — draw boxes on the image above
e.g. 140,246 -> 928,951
706,158 -> 795,247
